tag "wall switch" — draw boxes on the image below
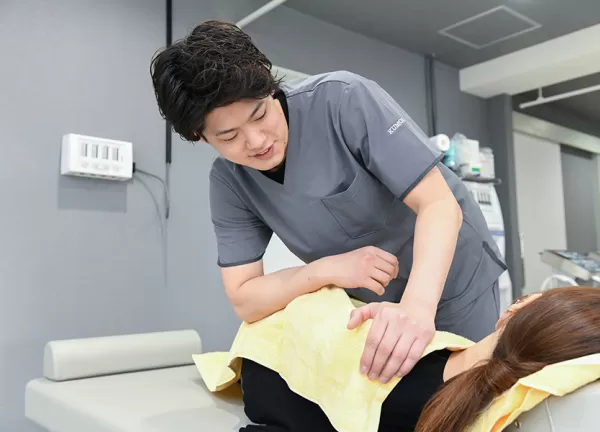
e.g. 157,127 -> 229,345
60,133 -> 133,181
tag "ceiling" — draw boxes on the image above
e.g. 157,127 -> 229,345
518,73 -> 600,119
513,72 -> 600,135
285,0 -> 600,69
285,0 -> 600,132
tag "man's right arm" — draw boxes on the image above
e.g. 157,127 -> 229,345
222,244 -> 400,323
221,258 -> 333,323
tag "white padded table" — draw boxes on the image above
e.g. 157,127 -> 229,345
24,330 -> 599,432
26,365 -> 247,432
504,380 -> 600,432
25,330 -> 249,432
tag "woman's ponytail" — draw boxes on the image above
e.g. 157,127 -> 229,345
416,286 -> 600,431
415,357 -> 544,432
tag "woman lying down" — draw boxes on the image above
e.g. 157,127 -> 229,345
225,286 -> 600,432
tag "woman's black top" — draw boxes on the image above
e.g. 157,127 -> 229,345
238,349 -> 452,432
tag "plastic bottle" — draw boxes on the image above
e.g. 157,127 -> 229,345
453,133 -> 482,177
480,147 -> 495,179
465,139 -> 481,177
443,134 -> 458,172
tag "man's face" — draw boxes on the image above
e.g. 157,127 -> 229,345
202,95 -> 288,171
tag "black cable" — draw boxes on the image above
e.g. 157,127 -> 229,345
133,172 -> 168,290
134,166 -> 170,219
425,54 -> 438,137
165,0 -> 173,164
166,0 -> 172,46
134,173 -> 165,234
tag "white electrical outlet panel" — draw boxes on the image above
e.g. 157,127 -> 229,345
60,133 -> 133,181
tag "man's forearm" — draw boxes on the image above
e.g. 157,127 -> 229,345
232,259 -> 332,323
402,196 -> 463,311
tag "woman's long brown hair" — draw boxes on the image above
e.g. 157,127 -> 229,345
415,286 -> 600,432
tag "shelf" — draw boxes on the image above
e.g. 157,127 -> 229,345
460,176 -> 502,185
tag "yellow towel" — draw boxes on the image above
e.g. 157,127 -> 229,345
193,288 -> 471,432
470,352 -> 600,432
193,288 -> 600,432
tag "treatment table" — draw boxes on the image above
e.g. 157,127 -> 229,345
25,330 -> 600,431
25,330 -> 247,431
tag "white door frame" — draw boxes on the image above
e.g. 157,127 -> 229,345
513,112 -> 600,154
513,111 -> 600,252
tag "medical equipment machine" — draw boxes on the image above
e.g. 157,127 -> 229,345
463,179 -> 513,312
541,249 -> 600,288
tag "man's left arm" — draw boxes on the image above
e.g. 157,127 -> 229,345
402,165 -> 463,315
348,168 -> 462,383
337,75 -> 463,382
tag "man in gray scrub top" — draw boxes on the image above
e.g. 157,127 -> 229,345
150,20 -> 508,384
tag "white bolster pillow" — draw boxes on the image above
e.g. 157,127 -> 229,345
43,329 -> 202,381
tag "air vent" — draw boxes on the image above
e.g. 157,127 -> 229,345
439,6 -> 541,49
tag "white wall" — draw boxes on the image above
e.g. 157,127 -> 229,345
263,235 -> 305,274
513,131 -> 568,293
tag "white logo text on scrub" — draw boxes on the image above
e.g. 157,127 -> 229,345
387,117 -> 406,135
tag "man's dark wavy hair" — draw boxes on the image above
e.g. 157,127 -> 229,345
150,20 -> 280,142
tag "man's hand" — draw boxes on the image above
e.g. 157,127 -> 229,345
347,299 -> 436,383
321,246 -> 399,296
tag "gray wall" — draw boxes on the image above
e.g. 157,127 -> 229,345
0,1 -> 166,431
561,146 -> 599,253
434,61 -> 490,145
167,0 -> 493,353
487,96 -> 524,298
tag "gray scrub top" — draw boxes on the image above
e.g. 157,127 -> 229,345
209,71 -> 507,317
